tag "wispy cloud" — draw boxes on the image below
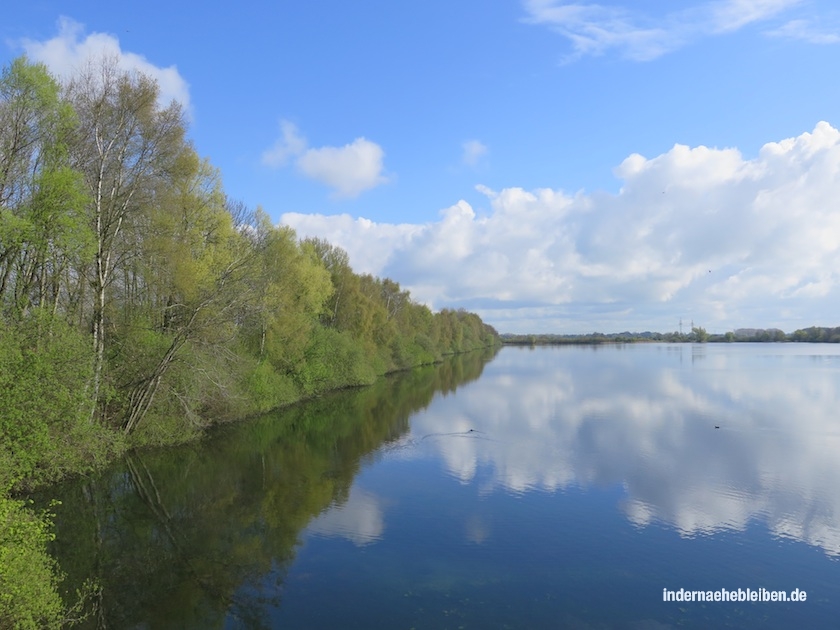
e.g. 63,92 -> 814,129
262,120 -> 389,198
282,122 -> 840,333
765,18 -> 840,43
16,17 -> 191,112
262,120 -> 307,167
709,0 -> 802,32
462,140 -> 489,167
522,0 -> 805,61
522,1 -> 677,61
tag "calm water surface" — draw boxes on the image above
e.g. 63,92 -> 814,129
45,344 -> 840,628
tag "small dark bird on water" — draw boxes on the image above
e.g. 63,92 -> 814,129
714,425 -> 720,429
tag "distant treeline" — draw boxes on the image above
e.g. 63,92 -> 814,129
502,326 -> 840,345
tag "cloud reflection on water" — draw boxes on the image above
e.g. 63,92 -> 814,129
406,345 -> 840,556
307,487 -> 385,546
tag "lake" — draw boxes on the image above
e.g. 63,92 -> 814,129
43,343 -> 840,628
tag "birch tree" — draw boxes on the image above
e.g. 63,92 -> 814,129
65,56 -> 186,420
0,57 -> 90,318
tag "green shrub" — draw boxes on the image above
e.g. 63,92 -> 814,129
296,328 -> 377,395
0,495 -> 64,630
243,360 -> 300,413
0,310 -> 101,487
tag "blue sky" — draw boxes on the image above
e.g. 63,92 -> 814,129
4,1 -> 840,333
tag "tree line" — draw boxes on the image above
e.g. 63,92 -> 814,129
501,326 -> 840,345
0,54 -> 498,483
0,55 -> 498,628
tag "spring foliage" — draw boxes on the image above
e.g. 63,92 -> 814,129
0,496 -> 63,629
0,56 -> 499,626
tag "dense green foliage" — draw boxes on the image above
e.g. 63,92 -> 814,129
0,53 -> 498,473
0,496 -> 63,629
0,311 -> 118,490
0,56 -> 499,627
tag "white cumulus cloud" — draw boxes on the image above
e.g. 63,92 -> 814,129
298,138 -> 388,198
282,122 -> 840,333
17,17 -> 191,113
262,120 -> 389,198
280,212 -> 422,276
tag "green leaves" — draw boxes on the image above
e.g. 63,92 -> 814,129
0,53 -> 501,446
0,52 -> 503,630
0,309 -> 103,487
0,495 -> 64,630
0,57 -> 90,317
